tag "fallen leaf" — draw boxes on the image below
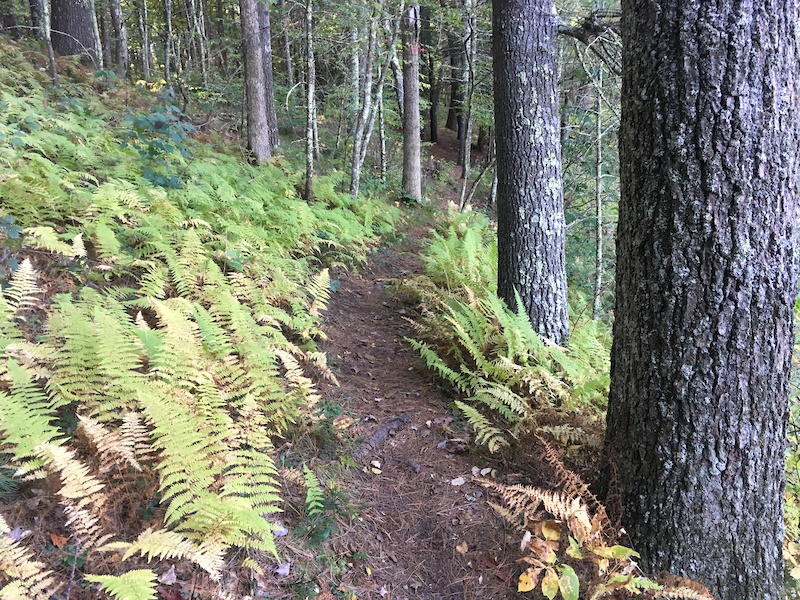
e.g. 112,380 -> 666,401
471,466 -> 480,476
542,569 -> 559,599
371,460 -> 382,469
542,520 -> 561,541
456,540 -> 469,554
272,523 -> 289,537
480,467 -> 492,476
379,586 -> 388,597
518,567 -> 541,593
451,476 -> 466,486
275,562 -> 291,577
365,566 -> 372,576
50,533 -> 68,550
371,467 -> 383,475
158,565 -> 177,585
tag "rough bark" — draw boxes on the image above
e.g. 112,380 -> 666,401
257,0 -> 280,151
592,69 -> 602,320
401,3 -> 422,201
109,0 -> 128,78
604,0 -> 799,596
445,44 -> 462,134
239,0 -> 271,163
137,0 -> 151,78
492,0 -> 569,346
278,0 -> 293,86
51,0 -> 100,64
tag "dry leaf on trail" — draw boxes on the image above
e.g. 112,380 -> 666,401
541,520 -> 561,541
50,533 -> 68,549
456,540 -> 469,554
518,567 -> 541,592
158,565 -> 177,585
451,476 -> 466,486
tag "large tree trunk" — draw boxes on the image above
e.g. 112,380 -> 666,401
239,0 -> 271,163
257,0 -> 280,151
492,0 -> 568,345
51,0 -> 100,64
604,0 -> 799,596
401,3 -> 422,201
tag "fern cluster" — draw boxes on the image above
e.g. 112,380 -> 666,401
0,44 -> 399,598
405,212 -> 610,451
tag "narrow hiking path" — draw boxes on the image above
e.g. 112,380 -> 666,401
309,224 -> 522,600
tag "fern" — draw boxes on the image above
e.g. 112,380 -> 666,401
85,570 -> 158,600
302,464 -> 326,518
455,401 -> 508,452
0,514 -> 59,599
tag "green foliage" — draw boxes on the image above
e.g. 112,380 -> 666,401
85,570 -> 158,600
303,464 -> 326,518
0,43 -> 400,592
406,211 -> 610,451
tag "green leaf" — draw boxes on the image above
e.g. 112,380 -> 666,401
541,568 -> 559,600
558,564 -> 579,600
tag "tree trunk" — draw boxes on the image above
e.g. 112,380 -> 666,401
458,0 -> 476,207
604,0 -> 799,596
303,0 -> 315,200
99,5 -> 112,66
257,0 -> 280,151
445,44 -> 462,133
137,0 -> 151,77
0,0 -> 18,38
51,0 -> 101,65
109,0 -> 128,78
401,3 -> 422,201
388,41 -> 403,121
164,0 -> 174,82
420,5 -> 437,142
492,0 -> 568,345
277,0 -> 292,86
591,69 -> 602,320
239,0 -> 271,163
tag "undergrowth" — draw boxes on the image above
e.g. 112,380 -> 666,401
404,211 -> 609,452
0,40 -> 399,598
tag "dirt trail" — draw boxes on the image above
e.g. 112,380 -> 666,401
313,226 -> 521,600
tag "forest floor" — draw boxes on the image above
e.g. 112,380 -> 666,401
259,132 -> 537,600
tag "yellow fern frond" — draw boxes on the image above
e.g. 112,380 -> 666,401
77,415 -> 143,472
0,514 -> 60,599
4,258 -> 40,312
119,528 -> 226,580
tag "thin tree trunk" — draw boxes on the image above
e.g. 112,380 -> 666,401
458,0 -> 476,208
401,3 -> 422,200
378,90 -> 387,181
591,69 -> 603,320
304,0 -> 315,200
99,4 -> 112,66
278,0 -> 293,86
604,0 -> 799,596
240,0 -> 271,162
349,11 -> 377,198
164,0 -> 174,82
388,42 -> 403,120
137,0 -> 151,77
215,0 -> 227,73
257,0 -> 279,151
109,0 -> 128,78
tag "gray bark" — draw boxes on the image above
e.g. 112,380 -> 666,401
51,0 -> 100,64
401,3 -> 422,200
604,0 -> 799,596
258,0 -> 280,151
592,69 -> 602,320
109,0 -> 128,78
492,0 -> 569,345
239,0 -> 272,163
278,0 -> 293,86
304,0 -> 315,200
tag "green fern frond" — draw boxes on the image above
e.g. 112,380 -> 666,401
302,464 -> 326,518
118,528 -> 226,580
84,570 -> 158,600
454,401 -> 508,453
23,226 -> 76,256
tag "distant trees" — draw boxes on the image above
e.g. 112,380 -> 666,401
604,0 -> 798,596
491,0 -> 569,346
